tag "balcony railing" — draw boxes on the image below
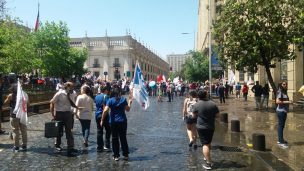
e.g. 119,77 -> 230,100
92,63 -> 100,68
113,63 -> 121,67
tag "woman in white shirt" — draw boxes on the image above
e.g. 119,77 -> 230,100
76,86 -> 94,147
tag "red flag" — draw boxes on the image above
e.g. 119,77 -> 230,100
157,75 -> 162,83
34,4 -> 40,32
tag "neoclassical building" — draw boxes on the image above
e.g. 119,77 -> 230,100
70,35 -> 169,81
197,0 -> 304,101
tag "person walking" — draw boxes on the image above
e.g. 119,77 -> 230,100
50,82 -> 79,156
218,83 -> 225,103
157,84 -> 163,102
276,81 -> 292,149
235,82 -> 241,98
193,90 -> 219,170
95,86 -> 111,152
251,81 -> 263,109
242,84 -> 249,101
100,87 -> 133,161
75,86 -> 93,147
261,84 -> 270,109
4,83 -> 29,152
182,91 -> 198,149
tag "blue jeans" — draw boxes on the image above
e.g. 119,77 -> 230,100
79,119 -> 91,142
277,111 -> 287,143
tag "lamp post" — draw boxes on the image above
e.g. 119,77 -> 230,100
181,31 -> 196,51
208,0 -> 212,99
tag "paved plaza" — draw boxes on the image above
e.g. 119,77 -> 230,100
0,95 -> 303,170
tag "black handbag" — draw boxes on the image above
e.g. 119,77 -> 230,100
44,121 -> 61,138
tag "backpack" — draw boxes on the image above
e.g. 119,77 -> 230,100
186,99 -> 196,115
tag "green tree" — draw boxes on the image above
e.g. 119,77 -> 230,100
183,51 -> 209,82
0,18 -> 36,74
34,21 -> 87,77
213,0 -> 304,93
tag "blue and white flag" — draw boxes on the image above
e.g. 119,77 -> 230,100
132,62 -> 149,110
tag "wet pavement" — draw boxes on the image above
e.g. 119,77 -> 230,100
0,95 -> 302,170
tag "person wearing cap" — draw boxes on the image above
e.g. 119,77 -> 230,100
50,82 -> 79,156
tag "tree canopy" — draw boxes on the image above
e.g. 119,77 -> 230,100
182,51 -> 223,82
35,22 -> 87,77
0,18 -> 37,74
213,0 -> 304,92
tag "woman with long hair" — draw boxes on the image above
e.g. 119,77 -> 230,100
276,81 -> 292,149
100,87 -> 133,161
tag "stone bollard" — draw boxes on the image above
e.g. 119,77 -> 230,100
220,113 -> 228,123
231,120 -> 240,132
252,133 -> 266,151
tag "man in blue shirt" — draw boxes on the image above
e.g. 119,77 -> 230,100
95,86 -> 111,152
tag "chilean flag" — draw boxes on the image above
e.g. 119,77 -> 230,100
13,79 -> 29,125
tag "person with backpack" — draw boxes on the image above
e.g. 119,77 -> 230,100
95,86 -> 111,152
182,90 -> 198,149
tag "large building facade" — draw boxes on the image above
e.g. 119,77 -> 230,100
167,54 -> 191,73
70,35 -> 169,81
197,0 -> 304,101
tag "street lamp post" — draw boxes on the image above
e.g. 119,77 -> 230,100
208,0 -> 212,99
181,31 -> 196,51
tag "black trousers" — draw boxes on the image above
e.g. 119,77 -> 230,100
96,115 -> 111,149
111,122 -> 129,157
55,111 -> 74,149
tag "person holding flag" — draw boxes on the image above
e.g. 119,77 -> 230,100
132,62 -> 149,110
4,80 -> 29,152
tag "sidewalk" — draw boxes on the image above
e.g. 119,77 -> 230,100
216,95 -> 304,171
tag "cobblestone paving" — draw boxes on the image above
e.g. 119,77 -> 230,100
0,96 -> 270,170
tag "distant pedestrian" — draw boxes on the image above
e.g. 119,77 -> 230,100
100,87 -> 133,161
261,84 -> 270,109
242,84 -> 249,101
276,81 -> 292,149
50,82 -> 79,156
182,90 -> 198,149
95,86 -> 111,152
75,86 -> 93,147
218,83 -> 225,103
4,83 -> 29,152
235,82 -> 241,98
251,81 -> 263,109
193,90 -> 219,170
157,84 -> 163,102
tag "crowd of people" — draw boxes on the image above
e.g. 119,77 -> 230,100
0,72 -> 295,169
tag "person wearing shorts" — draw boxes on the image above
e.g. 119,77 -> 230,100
193,90 -> 219,170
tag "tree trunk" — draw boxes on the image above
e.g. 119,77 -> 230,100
265,65 -> 277,97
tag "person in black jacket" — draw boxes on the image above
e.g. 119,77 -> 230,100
251,81 -> 263,110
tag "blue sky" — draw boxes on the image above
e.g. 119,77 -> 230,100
7,0 -> 198,59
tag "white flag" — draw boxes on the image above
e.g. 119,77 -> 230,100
13,79 -> 28,125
